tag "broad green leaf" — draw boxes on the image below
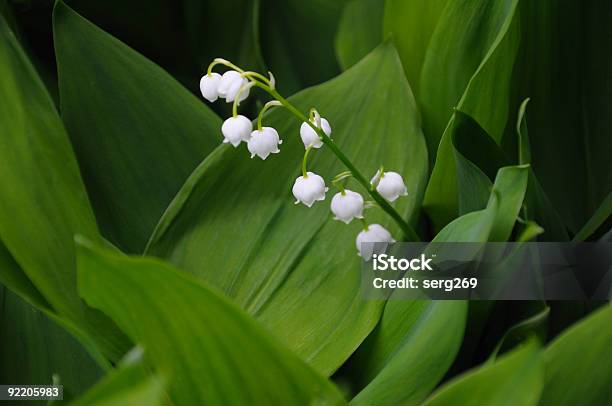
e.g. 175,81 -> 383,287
422,0 -> 520,230
54,1 -> 221,253
383,0 -> 448,101
261,0 -> 344,94
146,43 -> 428,376
541,305 -> 612,405
0,286 -> 104,402
513,1 -> 612,233
422,342 -> 543,406
72,347 -> 166,406
350,163 -> 526,405
335,0 -> 384,70
350,301 -> 467,405
419,0 -> 519,156
76,238 -> 346,405
0,14 -> 128,360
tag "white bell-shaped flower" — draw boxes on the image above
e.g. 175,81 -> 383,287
300,118 -> 331,149
222,115 -> 252,147
356,224 -> 395,260
218,70 -> 249,103
199,73 -> 222,102
247,127 -> 282,159
292,172 -> 328,207
371,171 -> 408,202
331,190 -> 364,224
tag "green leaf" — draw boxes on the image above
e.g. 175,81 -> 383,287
71,347 -> 166,406
419,0 -> 519,157
350,301 -> 467,405
422,0 -> 521,229
422,342 -> 543,406
383,0 -> 448,101
335,0 -> 384,70
0,13 -> 128,360
146,43 -> 428,376
76,238 -> 346,405
350,162 -> 527,405
541,305 -> 612,405
53,1 -> 222,253
0,286 -> 104,402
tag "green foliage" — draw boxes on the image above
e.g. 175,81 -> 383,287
0,12 -> 128,360
145,42 -> 428,376
0,0 -> 610,404
70,348 -> 166,406
76,238 -> 346,405
423,342 -> 544,406
54,1 -> 221,253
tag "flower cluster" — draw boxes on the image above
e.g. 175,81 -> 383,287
200,59 -> 410,259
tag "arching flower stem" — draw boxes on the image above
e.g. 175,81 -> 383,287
250,81 -> 419,241
302,146 -> 313,178
256,100 -> 282,131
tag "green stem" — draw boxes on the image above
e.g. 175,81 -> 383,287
302,146 -> 312,178
253,83 -> 420,241
360,218 -> 369,231
257,100 -> 282,131
207,58 -> 244,75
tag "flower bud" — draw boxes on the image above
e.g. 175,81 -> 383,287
300,118 -> 331,149
356,224 -> 395,260
330,190 -> 364,224
371,171 -> 408,202
247,127 -> 282,159
218,70 -> 249,103
222,115 -> 252,147
199,73 -> 222,102
292,172 -> 328,207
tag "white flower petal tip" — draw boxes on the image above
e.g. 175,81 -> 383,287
356,224 -> 395,260
371,171 -> 408,202
218,70 -> 249,103
247,127 -> 281,160
330,190 -> 364,224
300,117 -> 332,149
200,73 -> 222,102
292,172 -> 327,207
221,115 -> 252,147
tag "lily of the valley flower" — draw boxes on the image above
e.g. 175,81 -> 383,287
356,224 -> 395,260
199,73 -> 222,102
371,170 -> 408,202
218,70 -> 249,103
247,127 -> 282,159
300,118 -> 332,149
222,115 -> 252,147
331,190 -> 364,224
292,172 -> 328,207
